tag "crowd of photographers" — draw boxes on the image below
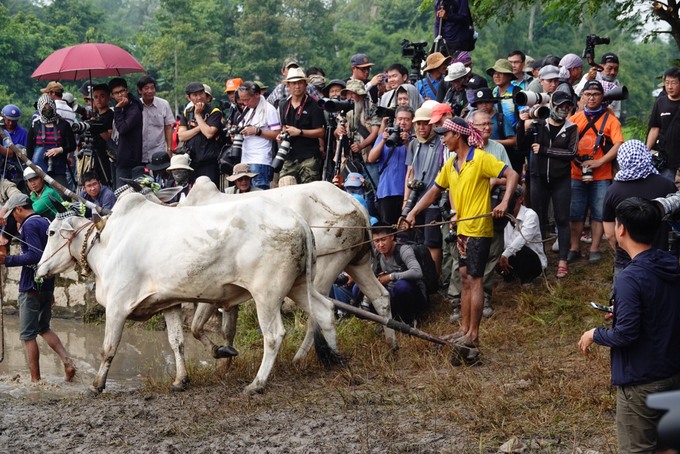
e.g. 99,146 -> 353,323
3,22 -> 680,449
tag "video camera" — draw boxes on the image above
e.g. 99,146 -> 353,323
71,120 -> 105,135
401,39 -> 428,84
583,34 -> 610,69
319,97 -> 354,114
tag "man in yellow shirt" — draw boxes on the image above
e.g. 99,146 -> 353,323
404,117 -> 519,353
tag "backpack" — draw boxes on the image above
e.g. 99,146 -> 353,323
393,242 -> 439,295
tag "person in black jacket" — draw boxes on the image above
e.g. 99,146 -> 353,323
517,90 -> 578,278
109,77 -> 143,189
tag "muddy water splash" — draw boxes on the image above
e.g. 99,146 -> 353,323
0,315 -> 208,398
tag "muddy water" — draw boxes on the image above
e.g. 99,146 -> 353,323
0,314 -> 209,398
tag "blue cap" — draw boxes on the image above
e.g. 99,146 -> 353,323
2,104 -> 21,120
344,173 -> 365,188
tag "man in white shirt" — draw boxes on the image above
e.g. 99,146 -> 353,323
235,81 -> 281,190
498,186 -> 547,283
137,76 -> 175,163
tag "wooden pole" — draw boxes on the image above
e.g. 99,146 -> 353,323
0,129 -> 111,216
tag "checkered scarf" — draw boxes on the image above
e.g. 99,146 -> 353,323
440,118 -> 484,148
615,139 -> 658,182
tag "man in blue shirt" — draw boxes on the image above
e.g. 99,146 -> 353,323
417,52 -> 451,101
579,197 -> 680,453
0,193 -> 76,383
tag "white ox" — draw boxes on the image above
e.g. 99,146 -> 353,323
181,177 -> 397,358
36,193 -> 341,394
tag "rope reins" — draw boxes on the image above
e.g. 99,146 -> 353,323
313,211 -> 555,257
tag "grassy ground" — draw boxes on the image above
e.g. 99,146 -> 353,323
142,241 -> 619,452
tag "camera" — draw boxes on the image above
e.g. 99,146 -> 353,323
229,126 -> 245,160
583,34 -> 610,68
577,155 -> 594,181
319,97 -> 354,113
654,191 -> 680,221
401,39 -> 428,84
271,132 -> 292,172
401,180 -> 426,217
401,39 -> 428,59
385,125 -> 402,148
71,120 -> 105,135
513,91 -> 550,107
375,106 -> 396,121
527,104 -> 550,120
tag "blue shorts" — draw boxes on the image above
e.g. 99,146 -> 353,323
570,179 -> 611,222
19,291 -> 54,341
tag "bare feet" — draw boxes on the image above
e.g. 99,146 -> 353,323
64,358 -> 77,382
441,331 -> 467,342
454,335 -> 479,348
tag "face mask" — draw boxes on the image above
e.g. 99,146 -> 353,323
172,170 -> 189,186
600,73 -> 615,82
42,106 -> 55,118
552,106 -> 571,120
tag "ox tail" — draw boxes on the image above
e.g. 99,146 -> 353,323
301,220 -> 345,367
314,327 -> 347,367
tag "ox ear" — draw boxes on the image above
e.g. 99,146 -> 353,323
155,186 -> 184,204
49,195 -> 68,213
120,178 -> 144,192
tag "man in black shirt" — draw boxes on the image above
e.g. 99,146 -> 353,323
277,68 -> 325,184
647,66 -> 680,185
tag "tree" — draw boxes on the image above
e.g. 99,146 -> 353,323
453,0 -> 680,53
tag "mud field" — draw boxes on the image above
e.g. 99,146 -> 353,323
0,286 -> 617,453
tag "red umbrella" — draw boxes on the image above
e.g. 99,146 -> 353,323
32,43 -> 145,81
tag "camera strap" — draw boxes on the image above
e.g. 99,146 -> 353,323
579,111 -> 609,154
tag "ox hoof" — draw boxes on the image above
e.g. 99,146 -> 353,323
243,384 -> 264,396
214,345 -> 239,358
86,385 -> 102,396
170,382 -> 188,392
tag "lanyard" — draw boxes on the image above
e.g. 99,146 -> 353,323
284,95 -> 308,128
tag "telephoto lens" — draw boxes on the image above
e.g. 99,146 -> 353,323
230,128 -> 245,160
271,132 -> 292,172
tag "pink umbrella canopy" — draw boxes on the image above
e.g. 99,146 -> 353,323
32,43 -> 146,81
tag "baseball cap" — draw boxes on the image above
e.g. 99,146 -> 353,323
600,53 -> 619,65
185,82 -> 205,95
539,65 -> 560,80
413,105 -> 433,123
429,103 -> 453,125
3,193 -> 31,219
23,167 -> 38,180
344,173 -> 365,188
582,80 -> 604,93
1,104 -> 21,120
551,90 -> 572,106
350,53 -> 374,68
224,78 -> 243,93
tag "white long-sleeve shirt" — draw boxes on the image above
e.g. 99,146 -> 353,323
502,205 -> 548,270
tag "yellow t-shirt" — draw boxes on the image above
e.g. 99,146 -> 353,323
434,147 -> 507,238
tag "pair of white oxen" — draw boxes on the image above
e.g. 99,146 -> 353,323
36,177 -> 396,395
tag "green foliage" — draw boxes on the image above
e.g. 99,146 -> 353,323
0,0 -> 677,125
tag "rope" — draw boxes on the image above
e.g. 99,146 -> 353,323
315,211 -> 553,257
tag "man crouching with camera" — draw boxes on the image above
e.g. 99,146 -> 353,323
403,105 -> 444,278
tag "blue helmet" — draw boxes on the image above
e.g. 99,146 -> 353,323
1,104 -> 21,120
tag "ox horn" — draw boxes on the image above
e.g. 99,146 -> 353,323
48,195 -> 68,214
120,178 -> 144,192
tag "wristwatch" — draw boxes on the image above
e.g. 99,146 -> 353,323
256,127 -> 262,136
299,129 -> 304,137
